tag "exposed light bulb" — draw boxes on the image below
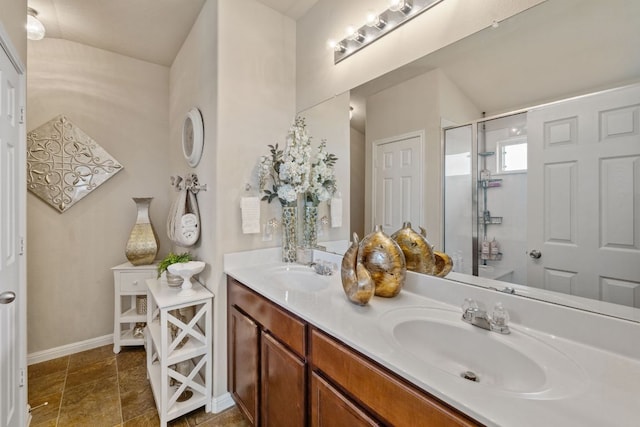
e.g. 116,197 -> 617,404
389,0 -> 413,14
26,8 -> 45,41
366,11 -> 386,29
349,106 -> 354,120
346,26 -> 365,43
328,39 -> 345,53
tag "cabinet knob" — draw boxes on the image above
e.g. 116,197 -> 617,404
133,280 -> 138,286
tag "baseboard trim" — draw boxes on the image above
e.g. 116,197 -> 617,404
27,334 -> 114,365
211,392 -> 235,413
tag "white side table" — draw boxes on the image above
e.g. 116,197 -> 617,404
145,278 -> 214,427
112,262 -> 157,353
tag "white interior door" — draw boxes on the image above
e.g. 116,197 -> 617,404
527,85 -> 640,306
373,132 -> 423,235
0,39 -> 26,427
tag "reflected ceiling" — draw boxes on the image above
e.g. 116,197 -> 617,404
351,0 -> 640,127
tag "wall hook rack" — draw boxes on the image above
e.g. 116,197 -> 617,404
170,173 -> 207,194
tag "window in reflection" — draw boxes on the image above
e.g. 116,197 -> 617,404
498,138 -> 527,173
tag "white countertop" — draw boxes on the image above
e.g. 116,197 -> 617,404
224,248 -> 640,427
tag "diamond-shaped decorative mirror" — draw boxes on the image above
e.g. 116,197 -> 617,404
27,115 -> 123,213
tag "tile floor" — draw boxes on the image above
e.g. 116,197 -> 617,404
28,345 -> 249,427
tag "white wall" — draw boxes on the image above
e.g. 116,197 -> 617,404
27,38 -> 171,352
0,0 -> 27,65
296,0 -> 546,112
300,92 -> 351,243
350,126 -> 365,238
170,0 -> 296,400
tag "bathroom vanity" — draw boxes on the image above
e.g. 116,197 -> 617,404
228,277 -> 476,426
224,248 -> 640,427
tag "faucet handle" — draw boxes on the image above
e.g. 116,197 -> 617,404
490,302 -> 511,334
462,298 -> 478,313
461,298 -> 479,322
491,302 -> 509,326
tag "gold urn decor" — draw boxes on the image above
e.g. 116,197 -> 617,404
433,251 -> 453,277
417,226 -> 453,278
391,222 -> 436,274
358,225 -> 406,298
125,197 -> 159,265
340,233 -> 375,305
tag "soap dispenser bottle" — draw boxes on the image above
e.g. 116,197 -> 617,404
490,237 -> 500,259
481,237 -> 490,260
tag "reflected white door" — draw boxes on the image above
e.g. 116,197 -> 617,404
373,132 -> 423,235
527,85 -> 640,306
0,40 -> 25,427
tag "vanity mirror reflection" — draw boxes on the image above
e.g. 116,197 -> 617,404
299,0 -> 640,321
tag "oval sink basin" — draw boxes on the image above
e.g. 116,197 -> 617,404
379,307 -> 587,399
264,265 -> 329,292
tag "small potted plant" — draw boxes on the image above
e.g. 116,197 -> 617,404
158,252 -> 192,286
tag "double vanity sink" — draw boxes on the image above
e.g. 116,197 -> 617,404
224,248 -> 640,426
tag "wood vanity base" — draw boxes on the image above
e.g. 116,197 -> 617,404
227,276 -> 482,427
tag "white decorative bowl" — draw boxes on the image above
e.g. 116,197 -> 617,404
167,261 -> 205,296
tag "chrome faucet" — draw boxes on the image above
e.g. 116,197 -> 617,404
461,299 -> 510,334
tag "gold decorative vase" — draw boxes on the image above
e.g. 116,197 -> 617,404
391,222 -> 436,274
433,251 -> 453,277
125,197 -> 159,266
358,225 -> 406,298
340,233 -> 375,305
417,227 -> 453,278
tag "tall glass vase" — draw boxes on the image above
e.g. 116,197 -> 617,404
303,203 -> 319,248
125,197 -> 159,265
281,201 -> 298,263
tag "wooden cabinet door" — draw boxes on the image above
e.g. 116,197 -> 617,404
261,331 -> 305,427
229,306 -> 259,425
311,372 -> 379,427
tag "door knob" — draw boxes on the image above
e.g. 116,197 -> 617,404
0,291 -> 16,304
529,250 -> 542,259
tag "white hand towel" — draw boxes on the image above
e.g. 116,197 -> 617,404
330,197 -> 342,228
241,197 -> 261,234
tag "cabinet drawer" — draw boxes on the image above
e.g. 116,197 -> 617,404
310,328 -> 480,427
228,277 -> 306,358
118,271 -> 153,292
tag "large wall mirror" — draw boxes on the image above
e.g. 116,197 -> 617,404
300,0 -> 640,321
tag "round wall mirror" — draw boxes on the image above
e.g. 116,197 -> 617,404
182,107 -> 204,167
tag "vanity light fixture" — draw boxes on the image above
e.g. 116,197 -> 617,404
331,0 -> 444,64
27,7 -> 46,40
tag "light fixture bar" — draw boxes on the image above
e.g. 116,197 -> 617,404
333,0 -> 444,64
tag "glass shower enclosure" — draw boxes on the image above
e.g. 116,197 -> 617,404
443,113 -> 528,285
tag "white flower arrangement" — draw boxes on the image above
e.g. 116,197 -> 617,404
306,139 -> 337,206
258,116 -> 313,205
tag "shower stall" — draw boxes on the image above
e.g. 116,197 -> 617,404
444,112 -> 528,285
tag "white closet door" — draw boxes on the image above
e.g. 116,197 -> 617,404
527,85 -> 640,307
373,133 -> 423,235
